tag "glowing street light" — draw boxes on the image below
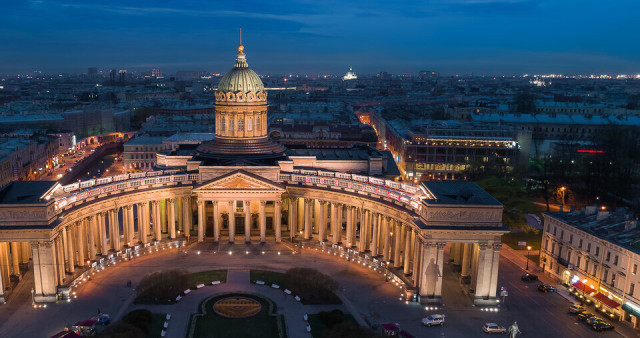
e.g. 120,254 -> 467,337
525,246 -> 532,270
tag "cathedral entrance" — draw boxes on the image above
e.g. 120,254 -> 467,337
236,216 -> 245,235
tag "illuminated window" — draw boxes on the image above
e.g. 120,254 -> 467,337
229,118 -> 234,131
238,118 -> 244,131
256,117 -> 261,131
247,118 -> 253,131
220,117 -> 226,131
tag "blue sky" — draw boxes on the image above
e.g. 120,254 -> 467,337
1,0 -> 639,75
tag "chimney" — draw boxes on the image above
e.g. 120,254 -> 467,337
625,220 -> 638,231
596,210 -> 610,221
584,205 -> 597,216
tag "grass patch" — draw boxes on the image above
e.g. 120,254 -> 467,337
308,310 -> 380,338
502,231 -> 542,251
187,293 -> 286,338
148,313 -> 166,338
250,269 -> 342,305
135,269 -> 228,305
189,270 -> 227,285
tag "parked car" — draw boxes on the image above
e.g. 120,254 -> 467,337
592,322 -> 615,331
482,323 -> 506,333
568,304 -> 586,314
537,283 -> 557,292
521,273 -> 538,281
577,312 -> 596,321
586,317 -> 605,326
421,314 -> 445,326
93,313 -> 110,325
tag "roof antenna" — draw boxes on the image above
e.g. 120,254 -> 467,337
238,28 -> 245,55
240,28 -> 242,45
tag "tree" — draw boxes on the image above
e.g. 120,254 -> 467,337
514,92 -> 537,114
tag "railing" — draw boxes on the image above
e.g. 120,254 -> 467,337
279,171 -> 423,211
54,173 -> 199,212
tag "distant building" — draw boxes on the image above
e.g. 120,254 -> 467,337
152,68 -> 162,78
123,135 -> 167,171
541,207 -> 640,327
343,67 -> 357,81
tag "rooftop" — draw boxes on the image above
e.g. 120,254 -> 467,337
0,181 -> 57,204
421,181 -> 502,206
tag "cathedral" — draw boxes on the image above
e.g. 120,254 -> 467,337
0,41 -> 507,306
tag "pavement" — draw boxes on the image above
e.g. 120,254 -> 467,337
0,239 -> 637,337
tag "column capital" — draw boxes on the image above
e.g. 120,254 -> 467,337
168,197 -> 176,203
290,197 -> 298,202
304,199 -> 312,206
422,241 -> 437,249
212,200 -> 218,206
243,200 -> 250,207
492,242 -> 502,251
274,200 -> 282,206
87,214 -> 94,221
478,242 -> 490,250
319,200 -> 327,206
437,242 -> 447,249
197,199 -> 205,206
152,200 -> 160,206
260,200 -> 266,206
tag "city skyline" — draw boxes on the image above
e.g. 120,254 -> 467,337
2,0 -> 640,75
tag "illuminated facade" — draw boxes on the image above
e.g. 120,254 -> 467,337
541,207 -> 640,329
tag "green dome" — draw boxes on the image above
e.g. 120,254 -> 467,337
217,46 -> 265,93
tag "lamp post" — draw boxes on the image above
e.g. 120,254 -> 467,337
582,278 -> 588,300
525,246 -> 532,270
31,288 -> 35,306
559,186 -> 566,211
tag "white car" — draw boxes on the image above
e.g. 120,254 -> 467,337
422,314 -> 445,326
483,323 -> 506,333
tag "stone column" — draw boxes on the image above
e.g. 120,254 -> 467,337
31,242 -> 58,302
112,209 -> 122,250
473,243 -> 491,302
275,200 -> 282,243
461,243 -> 471,277
62,226 -> 74,273
54,236 -> 65,284
228,201 -> 236,243
99,212 -> 108,255
370,213 -> 379,256
488,243 -> 501,299
244,201 -> 251,243
259,201 -> 267,243
403,228 -> 412,275
75,222 -> 86,265
139,203 -> 148,244
87,216 -> 96,259
20,242 -> 30,263
10,242 -> 21,278
331,203 -> 339,244
289,198 -> 298,240
412,233 -> 420,287
358,209 -> 367,252
127,205 -> 135,244
304,199 -> 312,240
122,207 -> 129,247
382,216 -> 390,262
182,197 -> 191,237
470,243 -> 480,291
345,206 -> 353,247
213,201 -> 220,242
419,242 -> 445,303
197,200 -> 205,242
393,221 -> 402,268
154,201 -> 162,241
0,243 -> 11,287
451,243 -> 461,265
168,198 -> 176,239
318,201 -> 326,242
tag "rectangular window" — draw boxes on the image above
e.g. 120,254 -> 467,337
579,239 -> 583,249
587,243 -> 591,252
544,239 -> 548,250
229,118 -> 234,131
247,118 -> 253,131
256,117 -> 261,131
595,247 -> 599,256
631,283 -> 636,296
569,234 -> 573,244
577,256 -> 581,269
606,252 -> 611,262
238,118 -> 244,131
220,117 -> 226,131
603,270 -> 608,282
614,255 -> 619,265
560,230 -> 564,240
634,264 -> 638,275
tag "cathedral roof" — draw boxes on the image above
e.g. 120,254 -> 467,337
217,44 -> 265,93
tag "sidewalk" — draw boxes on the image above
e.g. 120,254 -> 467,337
501,244 -> 640,337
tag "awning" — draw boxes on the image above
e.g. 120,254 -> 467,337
572,280 -> 596,293
593,293 -> 621,309
622,304 -> 640,317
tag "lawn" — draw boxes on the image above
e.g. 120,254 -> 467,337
307,311 -> 358,338
189,269 -> 227,286
187,293 -> 286,338
148,313 -> 166,338
250,269 -> 342,305
502,231 -> 542,251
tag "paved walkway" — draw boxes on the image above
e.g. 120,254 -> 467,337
128,269 -> 350,338
501,244 -> 639,337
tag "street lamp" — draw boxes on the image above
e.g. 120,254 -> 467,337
525,246 -> 532,270
559,186 -> 566,211
31,288 -> 35,306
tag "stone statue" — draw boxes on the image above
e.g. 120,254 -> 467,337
507,321 -> 521,338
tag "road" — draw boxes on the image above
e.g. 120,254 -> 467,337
0,240 -> 632,337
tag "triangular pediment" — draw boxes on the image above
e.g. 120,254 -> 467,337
194,170 -> 285,192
